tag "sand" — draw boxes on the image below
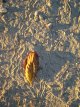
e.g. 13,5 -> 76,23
0,0 -> 80,107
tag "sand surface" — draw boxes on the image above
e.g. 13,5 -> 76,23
0,0 -> 80,107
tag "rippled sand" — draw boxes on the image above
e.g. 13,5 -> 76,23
0,0 -> 80,107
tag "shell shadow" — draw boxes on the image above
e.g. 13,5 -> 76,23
34,41 -> 76,82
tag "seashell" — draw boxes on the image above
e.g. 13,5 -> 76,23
23,51 -> 39,86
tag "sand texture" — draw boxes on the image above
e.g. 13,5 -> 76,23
0,0 -> 80,107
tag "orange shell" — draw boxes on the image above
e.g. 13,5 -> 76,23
23,51 -> 39,85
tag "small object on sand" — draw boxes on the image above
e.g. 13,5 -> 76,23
0,5 -> 7,14
23,51 -> 39,86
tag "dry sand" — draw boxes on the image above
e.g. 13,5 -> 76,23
0,0 -> 80,107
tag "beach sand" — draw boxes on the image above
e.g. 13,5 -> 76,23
0,0 -> 80,106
